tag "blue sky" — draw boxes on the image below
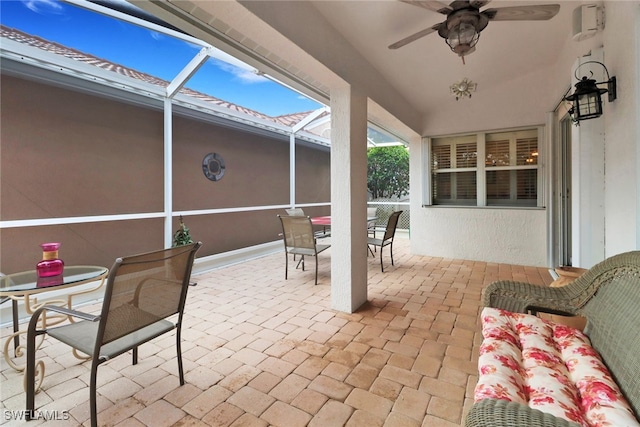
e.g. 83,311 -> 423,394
0,0 -> 324,116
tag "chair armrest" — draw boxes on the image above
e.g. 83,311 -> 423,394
465,399 -> 581,427
27,304 -> 100,338
38,305 -> 100,322
482,280 -> 579,315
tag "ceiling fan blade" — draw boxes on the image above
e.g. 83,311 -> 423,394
388,23 -> 442,49
482,4 -> 560,21
399,0 -> 452,15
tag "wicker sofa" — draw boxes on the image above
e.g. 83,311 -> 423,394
465,250 -> 640,427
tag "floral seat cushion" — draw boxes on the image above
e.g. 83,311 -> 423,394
475,307 -> 639,427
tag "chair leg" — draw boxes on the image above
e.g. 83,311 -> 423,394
132,347 -> 138,365
284,252 -> 288,280
26,308 -> 48,421
12,299 -> 20,354
25,321 -> 37,420
315,256 -> 318,286
380,245 -> 385,273
390,241 -> 395,266
176,326 -> 185,385
90,361 -> 99,427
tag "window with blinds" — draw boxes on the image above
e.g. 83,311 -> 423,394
486,139 -> 510,167
485,130 -> 538,206
432,136 -> 477,205
430,129 -> 539,207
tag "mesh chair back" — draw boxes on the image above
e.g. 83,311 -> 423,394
279,215 -> 316,251
367,208 -> 378,227
382,211 -> 403,241
98,243 -> 200,345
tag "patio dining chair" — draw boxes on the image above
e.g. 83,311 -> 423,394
285,208 -> 331,239
367,210 -> 403,272
367,207 -> 380,240
25,242 -> 202,427
278,214 -> 330,286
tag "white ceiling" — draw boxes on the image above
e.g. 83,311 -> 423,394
310,1 -> 573,113
138,0 -> 601,138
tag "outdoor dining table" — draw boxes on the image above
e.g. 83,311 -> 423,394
310,215 -> 378,226
310,215 -> 379,240
0,265 -> 108,371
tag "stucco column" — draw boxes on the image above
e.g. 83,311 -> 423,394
330,85 -> 369,313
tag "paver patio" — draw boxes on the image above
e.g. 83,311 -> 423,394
0,237 -> 553,426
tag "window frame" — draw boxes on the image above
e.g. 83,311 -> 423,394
424,127 -> 544,208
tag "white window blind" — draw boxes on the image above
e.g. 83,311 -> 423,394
486,139 -> 510,167
432,136 -> 477,205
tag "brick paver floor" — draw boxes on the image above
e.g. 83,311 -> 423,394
0,237 -> 552,426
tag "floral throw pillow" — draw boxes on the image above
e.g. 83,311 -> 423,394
475,307 -> 639,427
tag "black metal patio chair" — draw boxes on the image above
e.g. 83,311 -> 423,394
25,242 -> 201,427
278,214 -> 330,286
367,210 -> 403,272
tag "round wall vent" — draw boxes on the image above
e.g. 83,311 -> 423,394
202,153 -> 225,181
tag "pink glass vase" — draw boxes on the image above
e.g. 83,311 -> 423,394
36,242 -> 64,278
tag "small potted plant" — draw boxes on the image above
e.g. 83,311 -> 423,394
172,216 -> 194,247
172,216 -> 197,286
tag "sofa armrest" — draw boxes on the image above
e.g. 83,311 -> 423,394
482,280 -> 579,315
465,399 -> 582,427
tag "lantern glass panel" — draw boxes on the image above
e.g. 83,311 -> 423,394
447,23 -> 479,49
576,92 -> 603,119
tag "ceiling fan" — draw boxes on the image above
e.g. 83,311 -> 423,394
389,0 -> 560,63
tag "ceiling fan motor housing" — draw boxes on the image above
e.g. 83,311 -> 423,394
439,8 -> 489,56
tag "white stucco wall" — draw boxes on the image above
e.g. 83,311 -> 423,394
410,207 -> 548,267
602,1 -> 640,257
409,136 -> 548,267
568,2 -> 639,267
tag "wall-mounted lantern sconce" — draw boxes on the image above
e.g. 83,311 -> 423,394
565,61 -> 616,123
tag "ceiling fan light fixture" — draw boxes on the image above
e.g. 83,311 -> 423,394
450,77 -> 477,100
445,22 -> 480,57
389,1 -> 560,66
